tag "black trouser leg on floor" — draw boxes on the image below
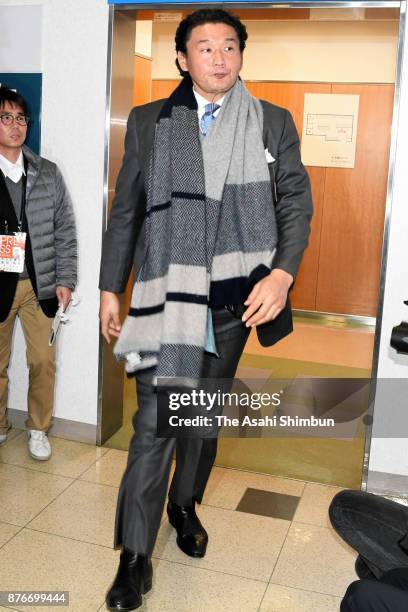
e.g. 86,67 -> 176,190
329,490 -> 408,578
341,570 -> 408,612
114,307 -> 250,556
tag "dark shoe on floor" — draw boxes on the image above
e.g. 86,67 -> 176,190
106,549 -> 152,611
167,499 -> 208,558
355,555 -> 377,580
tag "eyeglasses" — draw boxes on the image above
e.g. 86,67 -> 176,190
0,113 -> 30,126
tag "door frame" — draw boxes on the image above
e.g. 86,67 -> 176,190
99,1 -> 406,493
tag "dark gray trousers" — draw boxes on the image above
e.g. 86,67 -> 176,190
329,490 -> 408,578
341,570 -> 408,612
330,490 -> 408,611
114,307 -> 250,557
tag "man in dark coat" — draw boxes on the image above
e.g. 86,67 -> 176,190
99,9 -> 312,610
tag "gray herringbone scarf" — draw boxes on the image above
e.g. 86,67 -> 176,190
114,77 -> 278,384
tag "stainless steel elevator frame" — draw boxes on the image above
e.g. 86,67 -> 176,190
99,1 -> 406,493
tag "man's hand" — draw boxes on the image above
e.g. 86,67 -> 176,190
242,269 -> 293,328
100,290 -> 121,344
56,286 -> 72,311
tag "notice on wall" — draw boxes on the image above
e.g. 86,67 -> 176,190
154,12 -> 182,22
301,93 -> 360,168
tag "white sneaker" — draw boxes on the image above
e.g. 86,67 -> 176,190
27,430 -> 52,461
0,432 -> 7,445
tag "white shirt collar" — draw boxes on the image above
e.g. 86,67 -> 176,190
193,89 -> 225,119
0,150 -> 25,183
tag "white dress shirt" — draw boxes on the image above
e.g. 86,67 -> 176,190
0,151 -> 25,183
193,89 -> 225,124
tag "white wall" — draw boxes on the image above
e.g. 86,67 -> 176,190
152,20 -> 399,83
0,0 -> 109,429
366,7 -> 408,482
0,5 -> 42,71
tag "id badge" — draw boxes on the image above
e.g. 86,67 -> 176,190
0,232 -> 27,273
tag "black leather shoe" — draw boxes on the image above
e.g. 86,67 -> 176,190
167,500 -> 208,558
106,548 -> 152,611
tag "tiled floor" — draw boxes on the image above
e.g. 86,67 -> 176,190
0,430 -> 358,611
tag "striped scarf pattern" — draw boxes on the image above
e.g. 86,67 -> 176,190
114,76 -> 278,384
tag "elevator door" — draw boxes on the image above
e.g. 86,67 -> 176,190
100,3 -> 400,490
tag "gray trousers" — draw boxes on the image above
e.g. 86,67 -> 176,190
114,307 -> 250,557
330,490 -> 408,578
329,490 -> 408,611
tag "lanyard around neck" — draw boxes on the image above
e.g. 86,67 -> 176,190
0,156 -> 28,233
18,167 -> 28,232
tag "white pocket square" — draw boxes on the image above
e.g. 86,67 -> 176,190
265,148 -> 275,163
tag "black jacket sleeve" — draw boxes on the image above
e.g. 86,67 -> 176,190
263,103 -> 313,280
99,107 -> 147,293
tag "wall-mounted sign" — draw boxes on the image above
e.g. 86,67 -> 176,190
301,93 -> 360,168
154,12 -> 183,21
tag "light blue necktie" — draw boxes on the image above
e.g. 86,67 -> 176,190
200,103 -> 220,356
200,103 -> 220,136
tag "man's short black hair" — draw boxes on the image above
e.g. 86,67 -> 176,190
0,85 -> 29,116
175,9 -> 248,76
